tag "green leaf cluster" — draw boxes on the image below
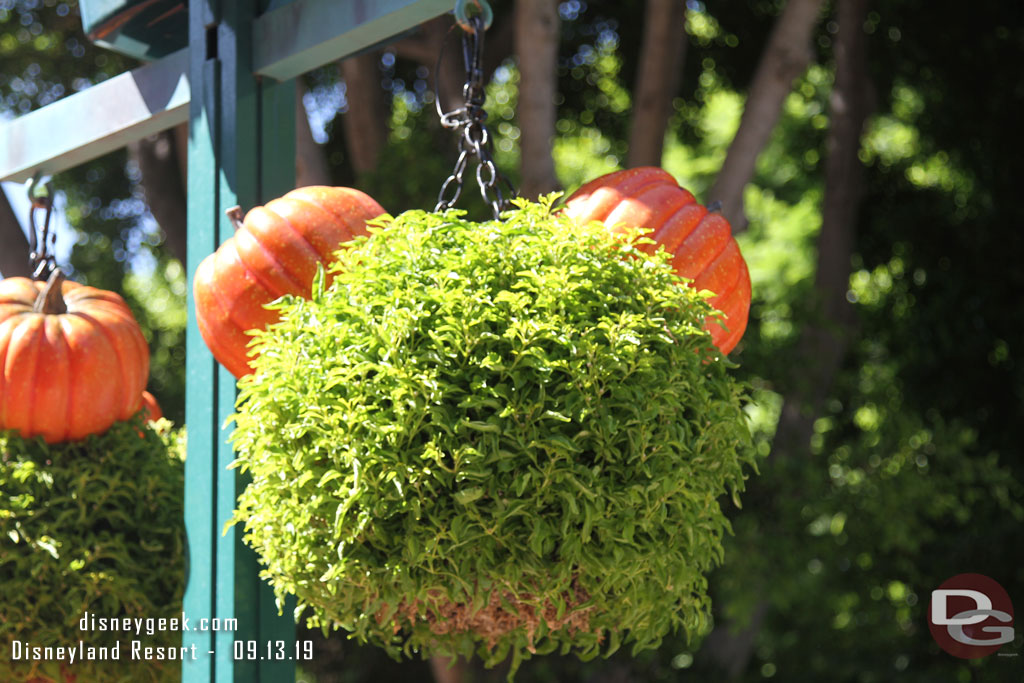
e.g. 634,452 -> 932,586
0,419 -> 186,683
230,198 -> 754,673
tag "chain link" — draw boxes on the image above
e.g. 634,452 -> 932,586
435,14 -> 516,220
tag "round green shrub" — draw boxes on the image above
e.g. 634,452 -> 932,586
0,418 -> 185,683
230,198 -> 754,672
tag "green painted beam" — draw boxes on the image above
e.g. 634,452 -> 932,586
0,47 -> 188,183
253,0 -> 452,80
183,47 -> 219,683
184,0 -> 297,680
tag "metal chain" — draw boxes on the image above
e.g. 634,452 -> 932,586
26,175 -> 57,280
435,13 -> 516,220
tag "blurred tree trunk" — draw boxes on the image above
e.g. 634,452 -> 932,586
136,89 -> 330,268
296,85 -> 333,186
132,130 -> 188,265
774,0 -> 869,456
701,0 -> 870,676
391,13 -> 515,117
339,52 -> 390,177
481,8 -> 517,85
0,189 -> 32,278
627,0 -> 687,168
515,0 -> 561,198
392,16 -> 464,113
172,123 -> 188,189
708,0 -> 824,230
429,655 -> 468,683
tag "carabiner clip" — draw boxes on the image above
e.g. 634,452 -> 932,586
25,172 -> 57,279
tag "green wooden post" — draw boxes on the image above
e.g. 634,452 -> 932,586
184,0 -> 296,681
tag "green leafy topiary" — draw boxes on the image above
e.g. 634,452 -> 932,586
0,419 -> 186,683
230,198 -> 754,673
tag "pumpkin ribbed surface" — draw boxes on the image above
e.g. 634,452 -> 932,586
141,390 -> 162,422
564,167 -> 751,354
193,185 -> 386,378
0,277 -> 149,443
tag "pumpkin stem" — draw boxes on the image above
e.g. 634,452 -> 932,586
226,206 -> 245,231
33,268 -> 67,315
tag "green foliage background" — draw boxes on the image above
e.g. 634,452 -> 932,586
2,1 -> 1022,681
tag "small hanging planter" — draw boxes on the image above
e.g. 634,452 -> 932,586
1,178 -> 185,682
229,198 -> 755,672
0,420 -> 186,683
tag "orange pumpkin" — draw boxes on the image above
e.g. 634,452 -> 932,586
193,186 -> 386,378
0,270 -> 150,443
140,390 -> 162,422
564,167 -> 751,354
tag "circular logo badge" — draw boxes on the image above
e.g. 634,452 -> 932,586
928,573 -> 1014,659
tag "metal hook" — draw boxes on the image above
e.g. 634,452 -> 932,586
26,171 -> 53,208
25,172 -> 57,280
435,14 -> 485,117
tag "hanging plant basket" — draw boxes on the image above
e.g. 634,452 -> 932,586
229,198 -> 755,672
0,419 -> 186,683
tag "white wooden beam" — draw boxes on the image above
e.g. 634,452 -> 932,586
0,0 -> 456,184
0,48 -> 189,184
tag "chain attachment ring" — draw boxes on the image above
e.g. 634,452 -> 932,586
453,0 -> 493,32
